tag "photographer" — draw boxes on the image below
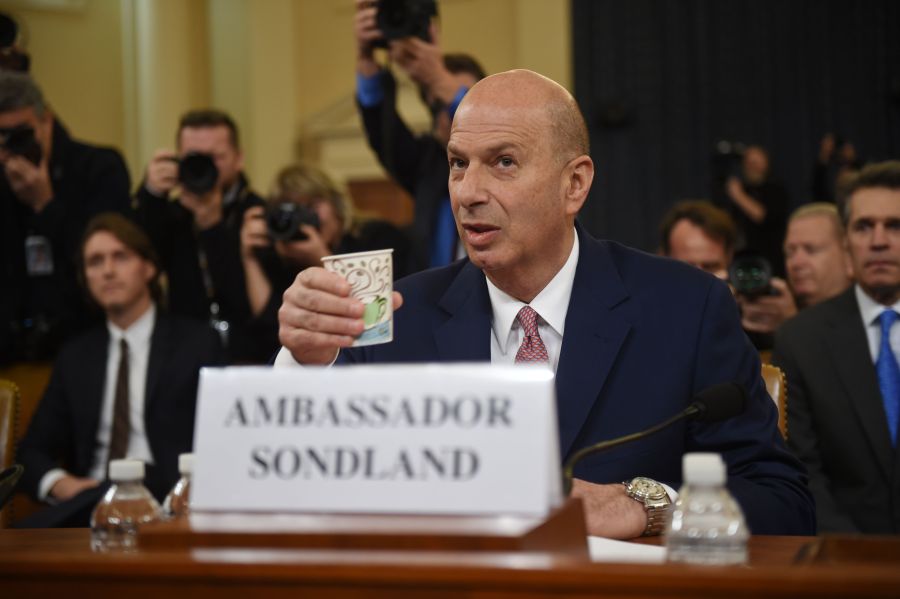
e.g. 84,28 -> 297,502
133,109 -> 264,363
737,203 -> 853,345
354,0 -> 485,273
0,71 -> 132,364
240,163 -> 409,361
724,145 -> 789,276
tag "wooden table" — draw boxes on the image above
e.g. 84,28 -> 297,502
1,529 -> 899,598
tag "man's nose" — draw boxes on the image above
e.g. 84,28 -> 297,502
453,166 -> 487,208
871,223 -> 890,247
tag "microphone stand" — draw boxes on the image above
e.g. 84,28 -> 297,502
561,403 -> 702,495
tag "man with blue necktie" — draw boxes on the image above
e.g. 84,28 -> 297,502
774,160 -> 900,533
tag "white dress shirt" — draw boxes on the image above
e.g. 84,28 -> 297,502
274,234 -> 579,369
38,304 -> 157,500
855,285 -> 900,364
486,235 -> 579,372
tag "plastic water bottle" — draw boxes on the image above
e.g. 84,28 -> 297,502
162,453 -> 193,518
665,452 -> 749,565
90,459 -> 162,552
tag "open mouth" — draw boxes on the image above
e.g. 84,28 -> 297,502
461,223 -> 500,247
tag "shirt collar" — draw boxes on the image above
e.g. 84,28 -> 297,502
486,232 -> 580,349
107,303 -> 156,347
855,284 -> 900,326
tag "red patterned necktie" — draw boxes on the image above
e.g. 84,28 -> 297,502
514,306 -> 549,363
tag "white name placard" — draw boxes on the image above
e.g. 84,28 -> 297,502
191,364 -> 561,516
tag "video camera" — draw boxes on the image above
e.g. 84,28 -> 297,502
728,251 -> 777,299
711,140 -> 746,205
0,126 -> 42,165
265,202 -> 321,242
375,0 -> 437,46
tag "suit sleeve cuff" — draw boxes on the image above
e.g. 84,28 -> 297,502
38,468 -> 67,503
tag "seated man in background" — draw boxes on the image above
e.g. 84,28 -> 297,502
17,213 -> 223,527
277,69 -> 814,539
783,203 -> 853,308
658,199 -> 736,279
239,163 -> 410,361
0,71 -> 132,364
133,109 -> 264,363
739,203 -> 854,342
354,0 -> 485,273
774,161 -> 900,533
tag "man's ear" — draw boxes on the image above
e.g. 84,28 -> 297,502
563,155 -> 594,217
143,260 -> 158,287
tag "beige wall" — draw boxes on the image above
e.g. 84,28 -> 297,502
6,0 -> 126,153
7,0 -> 570,190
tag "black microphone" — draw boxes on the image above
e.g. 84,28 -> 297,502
562,382 -> 746,495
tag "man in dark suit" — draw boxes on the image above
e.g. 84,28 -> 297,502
18,214 -> 223,526
773,161 -> 900,533
276,69 -> 814,538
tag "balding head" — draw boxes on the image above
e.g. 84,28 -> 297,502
455,69 -> 589,164
447,69 -> 594,302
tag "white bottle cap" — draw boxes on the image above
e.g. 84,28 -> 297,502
109,459 -> 144,481
683,452 -> 726,485
178,453 -> 194,475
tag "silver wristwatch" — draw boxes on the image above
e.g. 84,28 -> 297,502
623,477 -> 672,536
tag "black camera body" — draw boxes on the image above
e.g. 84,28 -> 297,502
177,152 -> 219,195
266,202 -> 321,242
375,0 -> 437,46
728,251 -> 776,298
711,140 -> 746,205
0,126 -> 42,165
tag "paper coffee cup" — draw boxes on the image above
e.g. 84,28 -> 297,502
321,248 -> 394,347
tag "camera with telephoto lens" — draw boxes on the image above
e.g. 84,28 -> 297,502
0,126 -> 42,165
177,152 -> 219,195
374,0 -> 437,46
266,202 -> 321,242
728,251 -> 777,298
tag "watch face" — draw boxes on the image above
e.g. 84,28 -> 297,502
629,477 -> 667,500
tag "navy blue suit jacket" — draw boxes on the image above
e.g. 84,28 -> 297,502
339,226 -> 815,535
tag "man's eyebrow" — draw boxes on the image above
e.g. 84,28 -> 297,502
447,141 -> 519,157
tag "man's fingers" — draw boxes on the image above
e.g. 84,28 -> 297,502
295,267 -> 354,300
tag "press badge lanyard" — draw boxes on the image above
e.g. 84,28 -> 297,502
195,235 -> 230,347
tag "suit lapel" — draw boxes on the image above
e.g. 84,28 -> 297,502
556,230 -> 631,456
825,290 -> 894,479
433,263 -> 493,361
144,313 -> 168,420
82,328 -> 111,452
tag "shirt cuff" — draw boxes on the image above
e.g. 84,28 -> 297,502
38,468 -> 67,503
273,346 -> 339,367
446,85 -> 469,120
356,71 -> 385,107
662,482 -> 678,502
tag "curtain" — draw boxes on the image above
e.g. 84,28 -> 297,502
572,0 -> 900,250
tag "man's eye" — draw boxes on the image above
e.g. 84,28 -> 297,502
449,158 -> 466,169
498,157 -> 514,167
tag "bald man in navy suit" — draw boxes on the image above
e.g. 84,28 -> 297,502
276,70 -> 814,539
